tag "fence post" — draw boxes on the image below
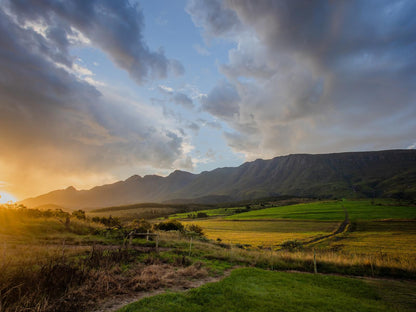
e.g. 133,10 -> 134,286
313,248 -> 318,274
189,236 -> 193,257
156,234 -> 159,253
146,229 -> 149,241
62,239 -> 66,261
129,232 -> 133,248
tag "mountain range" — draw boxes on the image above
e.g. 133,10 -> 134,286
20,150 -> 416,209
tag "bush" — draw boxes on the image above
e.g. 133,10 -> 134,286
281,240 -> 303,252
129,218 -> 152,233
72,209 -> 86,220
97,216 -> 121,228
154,220 -> 184,232
196,212 -> 208,218
186,224 -> 204,236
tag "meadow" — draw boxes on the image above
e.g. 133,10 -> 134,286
227,199 -> 416,221
1,199 -> 415,311
118,268 -> 415,312
181,219 -> 339,247
178,199 -> 416,276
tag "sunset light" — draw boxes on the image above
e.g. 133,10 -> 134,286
0,1 -> 415,311
0,191 -> 17,204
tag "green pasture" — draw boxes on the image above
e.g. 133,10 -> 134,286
227,200 -> 416,221
170,207 -> 244,219
118,268 -> 400,312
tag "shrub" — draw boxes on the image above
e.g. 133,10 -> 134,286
129,218 -> 152,233
186,224 -> 204,236
196,212 -> 208,218
281,240 -> 303,252
72,209 -> 86,220
154,220 -> 184,232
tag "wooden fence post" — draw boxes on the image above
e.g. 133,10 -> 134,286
129,232 -> 133,248
313,249 -> 318,274
156,234 -> 159,253
189,236 -> 193,257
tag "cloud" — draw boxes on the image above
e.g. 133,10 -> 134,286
158,86 -> 195,110
6,0 -> 183,84
197,119 -> 222,130
186,0 -> 242,38
193,43 -> 210,56
188,0 -> 416,159
201,81 -> 240,118
173,93 -> 194,109
0,2 -> 189,198
408,143 -> 416,149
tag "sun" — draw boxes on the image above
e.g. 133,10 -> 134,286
0,191 -> 17,204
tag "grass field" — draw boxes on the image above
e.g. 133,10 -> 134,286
182,219 -> 339,247
316,220 -> 416,257
118,268 -> 406,312
2,200 -> 416,311
170,207 -> 245,219
227,200 -> 416,221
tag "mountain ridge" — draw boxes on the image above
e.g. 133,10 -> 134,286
19,149 -> 416,209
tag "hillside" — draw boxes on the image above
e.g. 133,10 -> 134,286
20,150 -> 416,209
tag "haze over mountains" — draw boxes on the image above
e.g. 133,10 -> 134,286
20,150 -> 416,210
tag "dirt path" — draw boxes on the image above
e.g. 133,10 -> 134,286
304,206 -> 350,245
92,268 -> 234,312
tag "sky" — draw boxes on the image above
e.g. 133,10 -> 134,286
0,0 -> 415,201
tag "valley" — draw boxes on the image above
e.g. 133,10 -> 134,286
1,197 -> 415,311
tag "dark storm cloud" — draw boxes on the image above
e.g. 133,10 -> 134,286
6,0 -> 183,83
0,1 -> 188,197
188,0 -> 416,158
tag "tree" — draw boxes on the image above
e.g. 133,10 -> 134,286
72,209 -> 86,220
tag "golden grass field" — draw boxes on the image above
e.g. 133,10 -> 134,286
317,221 -> 416,257
182,219 -> 340,247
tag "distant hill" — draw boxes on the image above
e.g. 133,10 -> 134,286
20,150 -> 416,209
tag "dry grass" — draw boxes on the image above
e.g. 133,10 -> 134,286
181,219 -> 339,247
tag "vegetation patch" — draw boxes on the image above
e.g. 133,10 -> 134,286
227,199 -> 416,221
118,268 -> 393,312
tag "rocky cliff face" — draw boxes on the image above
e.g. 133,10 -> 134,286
20,150 -> 416,209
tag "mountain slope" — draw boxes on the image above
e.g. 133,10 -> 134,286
20,150 -> 416,209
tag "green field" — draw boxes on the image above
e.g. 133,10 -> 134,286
118,268 -> 411,312
227,200 -> 416,221
170,206 -> 245,219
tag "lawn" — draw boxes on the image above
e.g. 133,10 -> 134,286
227,200 -> 416,221
118,268 -> 395,312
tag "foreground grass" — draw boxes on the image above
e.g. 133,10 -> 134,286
227,199 -> 416,221
118,268 -> 393,312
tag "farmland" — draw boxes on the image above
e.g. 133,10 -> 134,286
181,219 -> 339,247
1,198 -> 416,311
227,200 -> 416,221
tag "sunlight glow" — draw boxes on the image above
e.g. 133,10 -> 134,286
0,191 -> 17,204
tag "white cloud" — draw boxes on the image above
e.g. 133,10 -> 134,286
188,0 -> 416,159
193,43 -> 210,56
